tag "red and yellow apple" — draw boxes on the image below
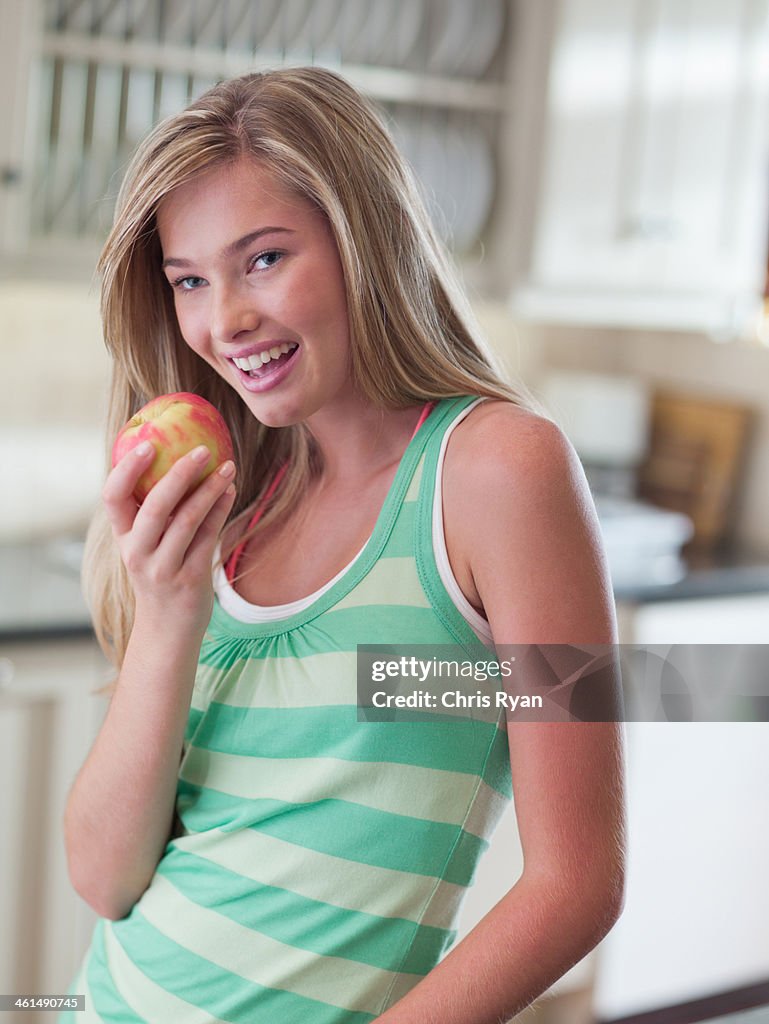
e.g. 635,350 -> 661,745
112,392 -> 235,504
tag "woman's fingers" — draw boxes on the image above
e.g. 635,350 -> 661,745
129,445 -> 220,552
152,460 -> 237,571
104,441 -> 237,595
179,477 -> 238,568
101,441 -> 155,535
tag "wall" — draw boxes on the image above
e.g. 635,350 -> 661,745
0,280 -> 108,538
2,279 -> 768,553
510,320 -> 769,555
1,280 -> 108,428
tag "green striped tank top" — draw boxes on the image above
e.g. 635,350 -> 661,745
61,394 -> 512,1023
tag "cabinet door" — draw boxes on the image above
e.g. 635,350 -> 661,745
592,719 -> 769,1019
516,0 -> 769,334
0,637 -> 109,1020
594,597 -> 769,1018
530,0 -> 643,291
0,0 -> 41,260
625,593 -> 769,644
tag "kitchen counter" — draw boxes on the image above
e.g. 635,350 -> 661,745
0,537 -> 92,640
612,543 -> 769,604
2,537 -> 769,640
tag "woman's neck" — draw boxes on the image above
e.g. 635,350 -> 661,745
305,401 -> 426,490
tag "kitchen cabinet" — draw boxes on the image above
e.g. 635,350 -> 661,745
5,0 -> 768,338
504,0 -> 769,337
0,0 -> 509,283
592,716 -> 769,1021
617,591 -> 769,645
0,0 -> 40,265
591,592 -> 769,1020
0,635 -> 109,1022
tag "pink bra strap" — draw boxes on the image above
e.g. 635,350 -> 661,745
411,400 -> 436,439
225,461 -> 288,583
224,401 -> 436,583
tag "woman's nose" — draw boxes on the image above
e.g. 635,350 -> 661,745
209,282 -> 260,343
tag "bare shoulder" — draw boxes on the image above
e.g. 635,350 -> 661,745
442,399 -> 615,644
442,399 -> 580,528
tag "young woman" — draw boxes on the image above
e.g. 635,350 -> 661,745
61,67 -> 626,1024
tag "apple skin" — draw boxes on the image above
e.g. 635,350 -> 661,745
112,392 -> 235,504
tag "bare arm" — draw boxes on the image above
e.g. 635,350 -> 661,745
63,441 -> 236,920
375,407 -> 626,1023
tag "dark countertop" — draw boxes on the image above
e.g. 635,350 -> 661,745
0,537 -> 94,642
612,544 -> 769,603
2,537 -> 769,642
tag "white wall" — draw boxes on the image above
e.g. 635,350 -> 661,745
0,280 -> 109,538
1,279 -> 108,428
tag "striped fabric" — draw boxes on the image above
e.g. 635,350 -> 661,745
61,395 -> 512,1023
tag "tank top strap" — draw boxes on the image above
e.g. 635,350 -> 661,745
409,394 -> 491,651
366,396 -> 471,559
378,394 -> 483,567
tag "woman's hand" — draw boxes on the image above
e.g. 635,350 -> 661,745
102,441 -> 237,631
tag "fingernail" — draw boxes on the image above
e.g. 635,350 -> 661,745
225,483 -> 236,496
218,461 -> 235,478
190,445 -> 209,462
135,441 -> 152,456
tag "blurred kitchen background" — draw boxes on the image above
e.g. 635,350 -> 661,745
1,2 -> 769,1022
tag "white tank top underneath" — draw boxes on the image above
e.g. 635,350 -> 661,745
214,399 -> 493,644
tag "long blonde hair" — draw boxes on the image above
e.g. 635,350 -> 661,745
83,66 -> 540,674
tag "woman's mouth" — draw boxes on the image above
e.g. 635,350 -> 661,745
232,342 -> 298,377
229,342 -> 300,393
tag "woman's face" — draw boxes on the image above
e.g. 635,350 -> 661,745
156,158 -> 352,427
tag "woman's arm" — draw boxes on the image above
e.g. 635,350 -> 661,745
375,406 -> 626,1023
63,442 -> 236,921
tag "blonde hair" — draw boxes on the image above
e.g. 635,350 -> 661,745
83,65 -> 540,678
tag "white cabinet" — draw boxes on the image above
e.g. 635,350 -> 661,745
593,719 -> 769,1020
4,1 -> 769,333
0,636 -> 109,1023
618,591 -> 769,644
0,0 -> 510,281
592,594 -> 769,1020
0,0 -> 40,264
507,0 -> 769,337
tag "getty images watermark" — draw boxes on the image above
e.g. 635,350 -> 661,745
356,644 -> 769,723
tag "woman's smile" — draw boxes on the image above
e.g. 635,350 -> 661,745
227,339 -> 302,393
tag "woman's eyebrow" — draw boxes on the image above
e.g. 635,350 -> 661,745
161,226 -> 295,269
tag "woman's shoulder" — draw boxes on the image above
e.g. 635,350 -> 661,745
444,397 -> 614,643
440,399 -> 581,616
446,398 -> 570,481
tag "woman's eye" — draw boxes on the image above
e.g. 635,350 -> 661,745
173,275 -> 206,291
252,250 -> 283,270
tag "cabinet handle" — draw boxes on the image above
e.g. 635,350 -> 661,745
0,165 -> 22,187
0,657 -> 15,689
617,215 -> 681,241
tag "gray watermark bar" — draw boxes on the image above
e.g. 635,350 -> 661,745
0,995 -> 84,1010
356,644 -> 769,723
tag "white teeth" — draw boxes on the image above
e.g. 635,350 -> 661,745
232,343 -> 297,371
